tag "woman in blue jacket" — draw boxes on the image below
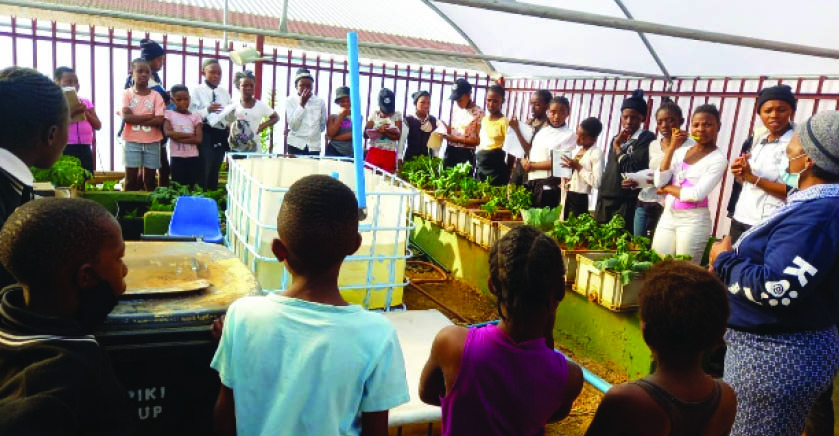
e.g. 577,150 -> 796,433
709,110 -> 839,436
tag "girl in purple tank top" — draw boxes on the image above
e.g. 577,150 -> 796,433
419,226 -> 583,436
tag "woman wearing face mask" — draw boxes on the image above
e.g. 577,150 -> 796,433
403,90 -> 438,162
709,110 -> 839,436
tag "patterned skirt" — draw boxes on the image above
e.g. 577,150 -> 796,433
724,327 -> 839,436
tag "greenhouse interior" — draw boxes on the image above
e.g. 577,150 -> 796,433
0,0 -> 838,435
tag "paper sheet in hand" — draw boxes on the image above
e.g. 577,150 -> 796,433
622,169 -> 655,188
63,87 -> 86,123
552,149 -> 573,179
502,123 -> 532,159
207,104 -> 236,128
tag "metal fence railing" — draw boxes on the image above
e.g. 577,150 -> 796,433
505,76 -> 839,236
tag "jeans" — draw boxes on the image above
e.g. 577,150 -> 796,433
634,201 -> 664,239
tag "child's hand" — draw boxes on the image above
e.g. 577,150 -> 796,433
208,103 -> 223,113
211,315 -> 225,341
509,117 -> 519,130
670,129 -> 689,149
71,103 -> 87,116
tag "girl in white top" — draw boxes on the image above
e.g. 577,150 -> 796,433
630,98 -> 693,239
522,96 -> 577,208
653,104 -> 728,264
225,71 -> 279,153
561,117 -> 604,219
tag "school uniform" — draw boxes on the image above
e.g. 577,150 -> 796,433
527,123 -> 576,208
0,287 -> 134,434
564,145 -> 603,219
595,129 -> 655,232
0,149 -> 34,289
285,93 -> 327,156
190,82 -> 232,190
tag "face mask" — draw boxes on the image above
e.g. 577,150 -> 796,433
779,154 -> 807,190
77,278 -> 118,333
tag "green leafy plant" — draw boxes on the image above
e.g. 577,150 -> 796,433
594,239 -> 692,285
84,180 -> 118,192
521,206 -> 561,232
505,185 -> 532,218
148,182 -> 227,214
31,155 -> 91,189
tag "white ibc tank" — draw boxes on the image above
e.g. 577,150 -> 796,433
225,155 -> 416,309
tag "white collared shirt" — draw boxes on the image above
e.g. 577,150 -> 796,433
732,128 -> 793,225
190,83 -> 233,127
0,148 -> 34,187
285,93 -> 327,152
529,123 -> 576,180
568,145 -> 603,194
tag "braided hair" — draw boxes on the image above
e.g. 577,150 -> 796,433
489,226 -> 565,322
0,67 -> 68,152
552,95 -> 570,111
656,96 -> 683,119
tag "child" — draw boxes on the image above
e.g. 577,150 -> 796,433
419,226 -> 583,436
121,58 -> 165,191
652,104 -> 728,264
190,58 -> 232,190
211,175 -> 410,436
509,89 -> 552,187
443,78 -> 483,169
561,117 -> 603,219
403,90 -> 438,162
522,96 -> 577,208
285,68 -> 327,156
55,66 -> 101,174
476,84 -> 509,186
364,88 -> 403,173
0,67 -> 68,288
164,85 -> 203,187
585,260 -> 737,436
225,71 -> 279,153
627,98 -> 693,239
0,198 -> 132,434
326,86 -> 354,158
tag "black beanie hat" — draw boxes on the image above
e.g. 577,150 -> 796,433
140,39 -> 165,61
412,90 -> 430,105
379,88 -> 396,114
757,85 -> 797,112
621,89 -> 648,117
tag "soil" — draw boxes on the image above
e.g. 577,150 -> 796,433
402,266 -> 618,435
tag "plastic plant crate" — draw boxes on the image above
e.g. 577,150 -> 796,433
574,254 -> 642,312
468,211 -> 495,249
563,250 -> 614,284
595,269 -> 644,312
417,190 -> 445,225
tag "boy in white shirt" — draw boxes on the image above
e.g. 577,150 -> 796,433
212,175 -> 410,436
190,58 -> 232,190
522,96 -> 577,208
285,68 -> 327,156
561,117 -> 604,219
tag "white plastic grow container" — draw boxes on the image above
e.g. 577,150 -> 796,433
225,155 -> 416,310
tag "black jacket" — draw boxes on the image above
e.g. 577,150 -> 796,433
0,169 -> 33,289
726,136 -> 754,218
598,130 -> 657,200
0,287 -> 134,435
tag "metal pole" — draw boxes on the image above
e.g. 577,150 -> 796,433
435,0 -> 839,59
222,0 -> 228,48
612,0 -> 670,83
0,0 -> 664,79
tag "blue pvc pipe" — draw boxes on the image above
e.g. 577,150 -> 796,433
346,32 -> 367,211
468,319 -> 613,393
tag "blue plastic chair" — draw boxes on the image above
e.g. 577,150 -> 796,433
168,196 -> 223,243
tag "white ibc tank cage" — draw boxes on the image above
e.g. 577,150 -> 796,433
225,155 -> 417,310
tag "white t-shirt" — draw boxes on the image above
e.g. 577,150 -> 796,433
225,99 -> 275,152
732,128 -> 793,225
211,295 -> 410,436
528,123 -> 576,180
639,138 -> 694,203
568,145 -> 604,194
654,144 -> 728,209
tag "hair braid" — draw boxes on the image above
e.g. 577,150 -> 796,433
490,226 -> 565,322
